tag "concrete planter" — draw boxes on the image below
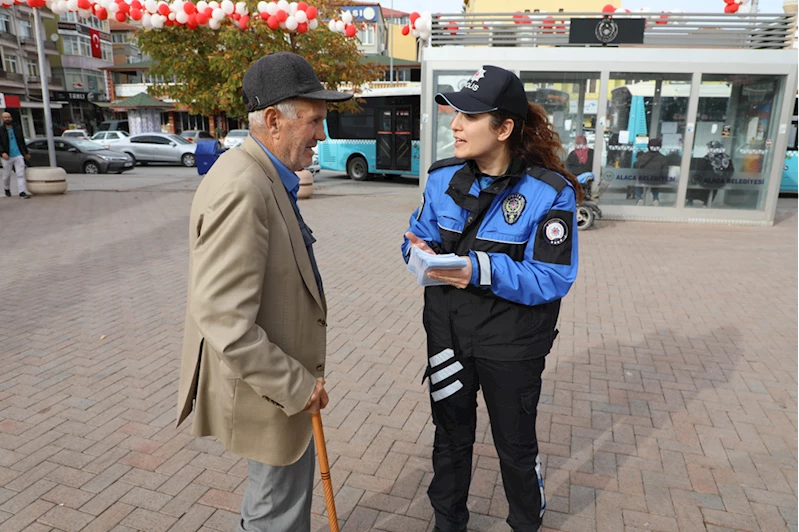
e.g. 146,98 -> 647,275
297,169 -> 314,199
26,167 -> 68,195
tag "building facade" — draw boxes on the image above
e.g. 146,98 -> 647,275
50,11 -> 114,133
0,5 -> 67,138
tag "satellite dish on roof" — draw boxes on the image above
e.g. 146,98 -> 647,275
50,33 -> 59,42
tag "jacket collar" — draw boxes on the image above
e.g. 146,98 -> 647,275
240,136 -> 326,315
446,157 -> 526,212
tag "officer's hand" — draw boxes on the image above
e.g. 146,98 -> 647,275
1,153 -> 8,160
427,258 -> 472,289
405,232 -> 435,255
304,377 -> 329,414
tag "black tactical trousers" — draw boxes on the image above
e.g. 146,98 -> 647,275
426,351 -> 547,532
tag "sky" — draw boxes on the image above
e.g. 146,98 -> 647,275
387,0 -> 786,15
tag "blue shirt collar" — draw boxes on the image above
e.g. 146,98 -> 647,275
252,136 -> 300,202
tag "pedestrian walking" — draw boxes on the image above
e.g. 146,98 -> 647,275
0,112 -> 31,199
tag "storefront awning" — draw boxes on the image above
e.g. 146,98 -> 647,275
110,92 -> 172,110
21,101 -> 63,109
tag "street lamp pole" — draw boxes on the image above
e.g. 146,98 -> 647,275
32,8 -> 55,167
389,0 -> 394,87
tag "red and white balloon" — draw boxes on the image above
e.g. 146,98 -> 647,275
399,11 -> 433,41
722,0 -> 755,14
0,0 -> 321,32
327,9 -> 357,38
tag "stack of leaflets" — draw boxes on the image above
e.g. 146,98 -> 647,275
407,246 -> 468,287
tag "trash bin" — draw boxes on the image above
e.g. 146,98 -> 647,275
196,140 -> 225,176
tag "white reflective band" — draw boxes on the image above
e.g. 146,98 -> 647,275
536,455 -> 546,517
431,380 -> 463,402
475,251 -> 492,287
429,348 -> 454,368
430,361 -> 463,385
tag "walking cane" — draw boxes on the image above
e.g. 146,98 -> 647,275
312,412 -> 339,532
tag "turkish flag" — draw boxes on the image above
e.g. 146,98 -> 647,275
90,28 -> 102,58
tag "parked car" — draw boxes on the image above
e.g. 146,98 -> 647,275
91,130 -> 131,149
181,130 -> 215,143
97,120 -> 129,133
113,133 -> 197,166
61,129 -> 91,140
308,145 -> 320,175
223,129 -> 249,149
26,138 -> 134,174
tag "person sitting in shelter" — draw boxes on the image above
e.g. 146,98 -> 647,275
687,140 -> 734,207
633,137 -> 668,206
566,135 -> 594,178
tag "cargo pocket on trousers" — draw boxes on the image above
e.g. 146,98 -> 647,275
516,381 -> 542,445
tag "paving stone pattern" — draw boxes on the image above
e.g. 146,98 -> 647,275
0,182 -> 796,532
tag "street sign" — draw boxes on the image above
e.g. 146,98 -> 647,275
569,18 -> 645,46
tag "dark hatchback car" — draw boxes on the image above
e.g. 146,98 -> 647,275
26,138 -> 134,174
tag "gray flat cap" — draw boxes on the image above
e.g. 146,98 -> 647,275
242,52 -> 352,112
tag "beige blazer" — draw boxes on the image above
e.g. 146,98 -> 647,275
176,136 -> 327,466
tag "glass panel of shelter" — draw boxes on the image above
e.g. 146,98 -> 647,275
520,71 -> 601,179
599,72 -> 692,208
687,74 -> 783,211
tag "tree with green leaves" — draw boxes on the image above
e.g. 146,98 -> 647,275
136,0 -> 384,118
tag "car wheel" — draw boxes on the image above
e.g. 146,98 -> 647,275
124,152 -> 136,165
347,155 -> 369,181
182,153 -> 196,167
83,161 -> 101,174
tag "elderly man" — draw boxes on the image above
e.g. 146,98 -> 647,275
176,52 -> 351,532
0,112 -> 31,199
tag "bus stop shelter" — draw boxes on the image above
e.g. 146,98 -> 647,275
419,12 -> 798,225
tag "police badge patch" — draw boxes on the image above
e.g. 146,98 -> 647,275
544,218 -> 568,245
502,193 -> 526,224
533,209 -> 573,266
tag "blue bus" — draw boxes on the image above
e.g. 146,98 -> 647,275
781,96 -> 798,193
318,86 -> 421,180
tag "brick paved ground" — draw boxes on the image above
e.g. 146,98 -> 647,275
0,174 -> 796,532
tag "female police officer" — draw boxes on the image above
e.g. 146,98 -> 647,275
402,66 -> 582,532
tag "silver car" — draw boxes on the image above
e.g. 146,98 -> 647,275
113,133 -> 197,167
91,130 -> 131,149
223,129 -> 249,149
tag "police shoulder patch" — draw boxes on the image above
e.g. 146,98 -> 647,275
502,193 -> 526,224
533,209 -> 574,266
543,218 -> 568,245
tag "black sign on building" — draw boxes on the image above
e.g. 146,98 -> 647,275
569,17 -> 646,46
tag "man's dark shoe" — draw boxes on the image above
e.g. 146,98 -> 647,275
4,189 -> 9,197
19,192 -> 30,199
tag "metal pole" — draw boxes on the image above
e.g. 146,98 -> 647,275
32,8 -> 55,167
389,0 -> 394,86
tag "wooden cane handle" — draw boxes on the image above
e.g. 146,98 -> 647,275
312,413 -> 339,532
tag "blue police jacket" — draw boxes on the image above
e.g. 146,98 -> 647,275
403,157 -> 578,307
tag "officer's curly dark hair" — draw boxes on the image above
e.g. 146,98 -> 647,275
490,102 -> 584,202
